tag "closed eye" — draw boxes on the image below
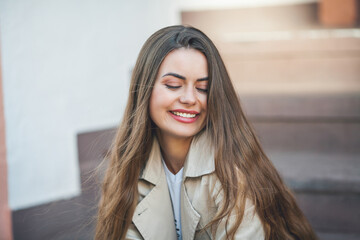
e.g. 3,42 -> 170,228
165,84 -> 181,89
196,88 -> 208,93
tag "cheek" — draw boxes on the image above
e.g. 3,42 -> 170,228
199,95 -> 207,111
149,87 -> 172,118
152,85 -> 177,104
149,94 -> 161,122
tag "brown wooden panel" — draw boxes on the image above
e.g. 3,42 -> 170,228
319,0 -> 358,27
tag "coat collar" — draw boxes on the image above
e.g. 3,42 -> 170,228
135,132 -> 215,240
139,137 -> 163,185
183,132 -> 215,178
133,137 -> 177,239
140,131 -> 215,183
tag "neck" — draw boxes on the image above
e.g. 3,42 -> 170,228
157,132 -> 193,174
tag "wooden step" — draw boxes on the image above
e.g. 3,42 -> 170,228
182,3 -> 360,96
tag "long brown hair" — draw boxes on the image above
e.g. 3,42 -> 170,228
95,25 -> 317,240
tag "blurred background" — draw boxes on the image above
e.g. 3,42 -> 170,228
0,0 -> 359,239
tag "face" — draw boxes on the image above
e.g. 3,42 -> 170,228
149,48 -> 208,140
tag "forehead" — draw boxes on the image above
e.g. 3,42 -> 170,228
157,48 -> 208,77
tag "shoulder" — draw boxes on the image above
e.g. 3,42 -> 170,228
185,172 -> 265,239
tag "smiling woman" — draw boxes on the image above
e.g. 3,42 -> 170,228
150,48 -> 208,147
95,25 -> 318,240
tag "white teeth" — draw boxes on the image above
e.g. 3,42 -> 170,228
172,111 -> 196,118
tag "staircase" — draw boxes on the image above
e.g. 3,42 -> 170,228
183,2 -> 360,239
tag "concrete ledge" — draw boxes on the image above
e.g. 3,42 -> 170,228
242,94 -> 360,119
296,192 -> 360,234
287,178 -> 360,194
317,232 -> 360,240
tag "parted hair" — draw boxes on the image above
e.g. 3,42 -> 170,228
95,25 -> 317,240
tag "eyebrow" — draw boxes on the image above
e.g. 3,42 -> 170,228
162,72 -> 209,81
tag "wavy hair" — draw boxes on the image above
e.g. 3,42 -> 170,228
95,25 -> 317,240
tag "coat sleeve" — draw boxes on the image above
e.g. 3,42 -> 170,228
125,222 -> 143,240
210,178 -> 265,240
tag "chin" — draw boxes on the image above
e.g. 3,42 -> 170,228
172,128 -> 203,139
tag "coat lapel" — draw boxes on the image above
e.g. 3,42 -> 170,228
183,132 -> 215,178
181,133 -> 215,240
132,138 -> 177,240
132,133 -> 215,240
181,184 -> 201,240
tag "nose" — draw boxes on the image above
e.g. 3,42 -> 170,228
179,87 -> 196,105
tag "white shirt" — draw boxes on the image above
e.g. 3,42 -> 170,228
162,160 -> 183,240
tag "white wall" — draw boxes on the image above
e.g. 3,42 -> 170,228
0,0 -> 179,210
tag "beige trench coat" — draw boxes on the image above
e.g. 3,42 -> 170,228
126,133 -> 265,240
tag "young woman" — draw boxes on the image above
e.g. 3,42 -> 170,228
95,25 -> 317,240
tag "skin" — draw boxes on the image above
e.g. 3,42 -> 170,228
149,48 -> 208,174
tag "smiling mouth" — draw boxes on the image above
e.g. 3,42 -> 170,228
170,111 -> 199,118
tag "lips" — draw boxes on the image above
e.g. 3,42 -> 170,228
169,109 -> 200,123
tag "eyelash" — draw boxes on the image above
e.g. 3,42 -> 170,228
165,84 -> 208,93
196,88 -> 208,93
165,85 -> 181,89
